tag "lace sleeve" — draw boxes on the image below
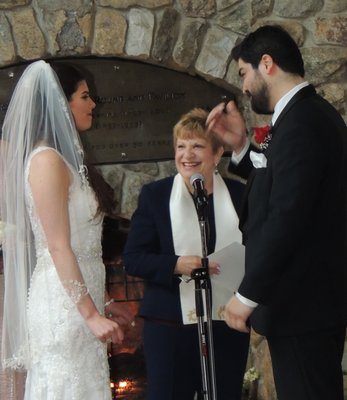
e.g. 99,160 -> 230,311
61,279 -> 89,304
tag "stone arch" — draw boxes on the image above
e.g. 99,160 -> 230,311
1,2 -> 346,398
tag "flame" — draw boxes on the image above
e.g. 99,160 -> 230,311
119,381 -> 128,389
110,379 -> 133,394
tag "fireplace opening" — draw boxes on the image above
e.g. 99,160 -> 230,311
102,216 -> 146,399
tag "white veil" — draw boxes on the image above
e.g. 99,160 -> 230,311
0,60 -> 86,373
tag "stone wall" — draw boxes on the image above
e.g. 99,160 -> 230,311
0,0 -> 346,213
0,0 -> 346,126
0,1 -> 346,399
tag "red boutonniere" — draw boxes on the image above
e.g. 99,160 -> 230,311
253,125 -> 272,150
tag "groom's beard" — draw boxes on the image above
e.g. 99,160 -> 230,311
247,74 -> 273,115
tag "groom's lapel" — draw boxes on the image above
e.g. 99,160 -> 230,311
272,85 -> 316,133
239,85 -> 316,232
239,169 -> 256,232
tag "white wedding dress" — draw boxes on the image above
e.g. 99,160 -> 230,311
23,147 -> 112,400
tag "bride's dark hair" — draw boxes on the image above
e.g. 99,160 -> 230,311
50,61 -> 118,218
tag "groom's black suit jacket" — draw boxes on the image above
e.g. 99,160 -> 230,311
238,85 -> 347,337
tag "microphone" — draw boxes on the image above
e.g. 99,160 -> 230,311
190,173 -> 208,212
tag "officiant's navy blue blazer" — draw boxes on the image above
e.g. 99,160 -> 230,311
123,175 -> 245,322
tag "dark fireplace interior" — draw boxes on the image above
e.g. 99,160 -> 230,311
102,216 -> 146,399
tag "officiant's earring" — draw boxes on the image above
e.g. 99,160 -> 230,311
214,161 -> 219,175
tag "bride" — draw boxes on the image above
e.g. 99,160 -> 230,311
0,60 -> 123,399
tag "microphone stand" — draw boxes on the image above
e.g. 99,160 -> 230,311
191,191 -> 217,400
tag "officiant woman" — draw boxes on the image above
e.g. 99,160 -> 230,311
123,107 -> 250,400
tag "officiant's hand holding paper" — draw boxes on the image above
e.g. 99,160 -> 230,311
180,242 -> 245,324
175,255 -> 220,279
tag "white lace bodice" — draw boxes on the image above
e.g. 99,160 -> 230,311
25,146 -> 102,264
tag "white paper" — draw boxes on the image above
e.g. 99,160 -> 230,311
179,242 -> 245,324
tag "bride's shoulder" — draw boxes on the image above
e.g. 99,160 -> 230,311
29,146 -> 67,167
27,146 -> 71,181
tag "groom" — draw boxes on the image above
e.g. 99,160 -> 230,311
207,25 -> 347,400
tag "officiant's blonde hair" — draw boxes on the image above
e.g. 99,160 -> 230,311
173,107 -> 224,153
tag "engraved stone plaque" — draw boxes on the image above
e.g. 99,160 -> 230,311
0,58 -> 236,164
